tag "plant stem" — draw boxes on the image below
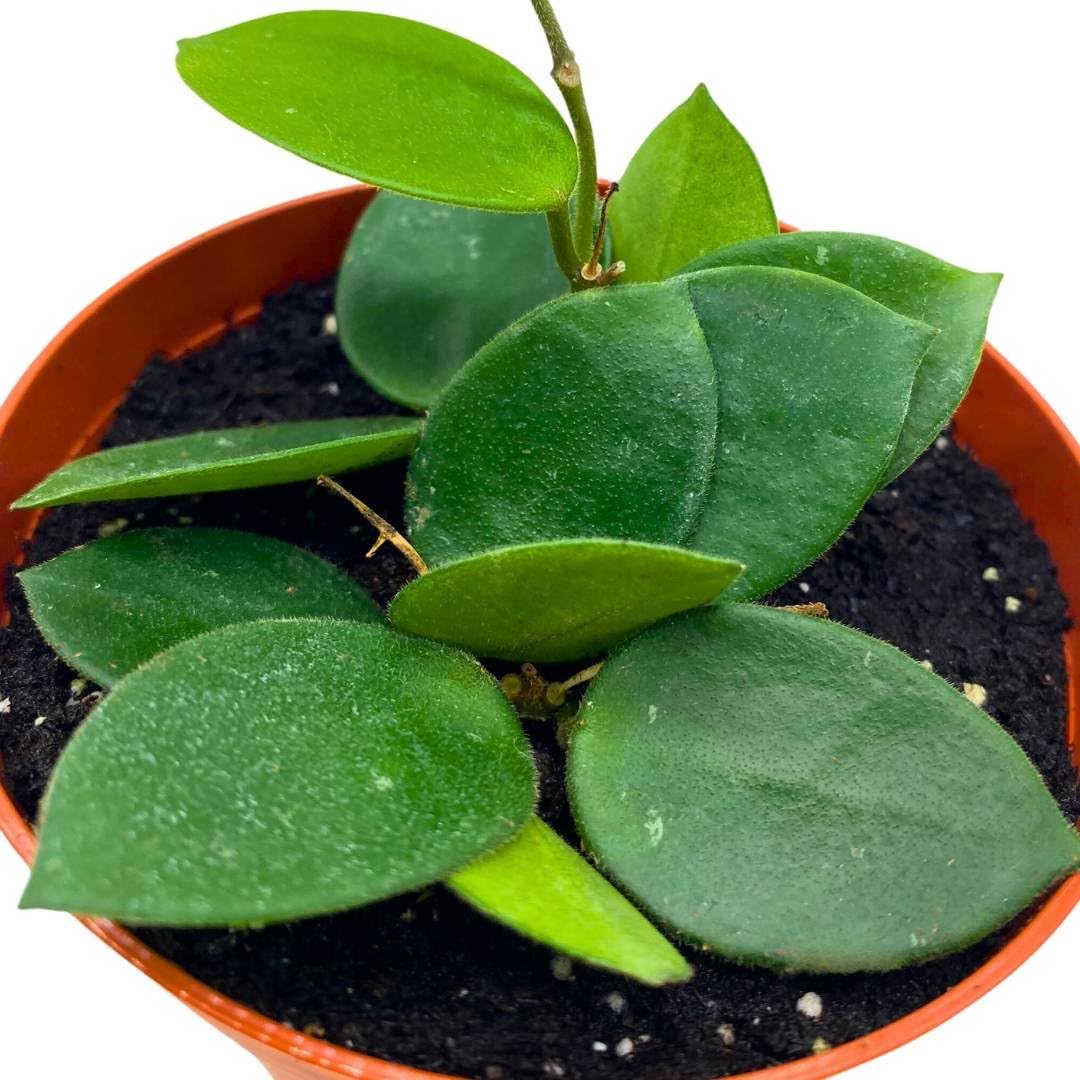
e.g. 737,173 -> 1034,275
546,205 -> 583,286
530,0 -> 598,263
316,475 -> 428,575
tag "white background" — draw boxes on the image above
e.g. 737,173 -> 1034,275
1,2 -> 1076,1077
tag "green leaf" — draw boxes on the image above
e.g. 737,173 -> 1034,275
680,232 -> 1001,480
12,417 -> 421,509
19,528 -> 381,689
610,85 -> 776,283
389,539 -> 742,663
23,619 -> 536,925
682,267 -> 936,599
448,816 -> 692,986
569,604 -> 1080,973
336,193 -> 567,410
405,283 -> 718,568
176,12 -> 577,213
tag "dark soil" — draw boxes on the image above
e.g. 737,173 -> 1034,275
1,277 -> 1075,1080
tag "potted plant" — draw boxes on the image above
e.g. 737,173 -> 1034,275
1,4 -> 1077,1079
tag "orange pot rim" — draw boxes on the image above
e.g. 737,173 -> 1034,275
0,185 -> 1076,1080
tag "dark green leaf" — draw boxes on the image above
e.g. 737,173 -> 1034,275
405,283 -> 718,567
336,193 -> 567,410
23,619 -> 536,925
19,528 -> 381,688
610,85 -> 776,283
176,12 -> 577,212
389,539 -> 742,663
569,604 -> 1080,973
449,816 -> 692,986
12,417 -> 421,509
683,267 -> 936,599
680,232 -> 1001,480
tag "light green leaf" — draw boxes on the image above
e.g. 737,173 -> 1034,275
682,267 -> 936,599
680,232 -> 1001,480
336,193 -> 567,410
19,528 -> 381,688
570,604 -> 1080,973
176,12 -> 577,212
449,816 -> 692,986
23,619 -> 536,925
405,282 -> 718,568
610,85 -> 776,283
389,539 -> 742,663
12,417 -> 421,509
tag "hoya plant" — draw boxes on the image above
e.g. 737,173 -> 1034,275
13,3 -> 1079,987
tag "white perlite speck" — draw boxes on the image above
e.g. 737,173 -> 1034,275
604,991 -> 627,1014
0,698 -> 10,713
796,991 -> 823,1020
542,1062 -> 565,1077
963,682 -> 988,707
798,581 -> 811,594
614,1037 -> 635,1058
550,954 -> 574,981
592,1042 -> 608,1052
982,566 -> 1000,582
322,313 -> 338,335
1004,595 -> 1022,613
812,1037 -> 832,1055
717,1023 -> 736,1047
935,435 -> 949,451
34,716 -> 46,727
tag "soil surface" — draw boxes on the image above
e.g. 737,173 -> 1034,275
1,277 -> 1076,1080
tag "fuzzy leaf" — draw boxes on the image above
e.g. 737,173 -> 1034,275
336,193 -> 567,410
23,619 -> 536,925
682,267 -> 936,599
449,816 -> 692,986
569,604 -> 1080,973
176,12 -> 577,212
405,283 -> 718,567
389,539 -> 742,663
12,417 -> 421,509
19,528 -> 381,688
610,85 -> 776,283
680,232 -> 1001,480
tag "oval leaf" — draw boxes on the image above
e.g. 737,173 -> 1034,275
683,267 -> 937,599
610,85 -> 776,283
569,604 -> 1080,973
405,282 -> 718,567
680,232 -> 1001,481
22,619 -> 536,925
19,528 -> 381,688
336,193 -> 567,409
390,539 -> 742,663
176,12 -> 577,212
449,816 -> 691,986
12,416 -> 421,509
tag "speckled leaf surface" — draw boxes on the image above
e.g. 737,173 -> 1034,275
680,232 -> 1000,480
19,528 -> 381,688
682,267 -> 936,599
336,193 -> 567,409
610,85 -> 776,283
12,416 -> 421,509
405,282 -> 718,567
23,619 -> 537,925
390,539 -> 741,662
177,12 -> 577,212
449,816 -> 692,986
569,604 -> 1080,973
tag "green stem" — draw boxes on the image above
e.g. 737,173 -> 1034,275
545,205 -> 582,286
530,0 -> 598,263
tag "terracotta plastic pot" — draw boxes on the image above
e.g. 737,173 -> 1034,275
0,185 -> 1077,1080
